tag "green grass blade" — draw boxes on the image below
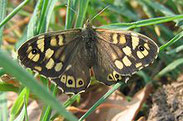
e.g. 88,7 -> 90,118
0,92 -> 8,121
145,0 -> 175,16
160,31 -> 183,51
16,0 -> 57,48
36,0 -> 50,33
99,14 -> 183,30
26,0 -> 43,38
9,88 -> 29,121
45,0 -> 58,30
142,0 -> 183,29
0,50 -> 78,121
166,45 -> 183,55
75,0 -> 90,28
14,100 -> 27,121
64,93 -> 80,107
40,86 -> 57,121
79,81 -> 126,121
156,58 -> 183,77
37,0 -> 58,33
16,0 -> 43,48
0,0 -> 7,46
40,106 -> 52,121
106,2 -> 139,21
137,71 -> 151,83
50,93 -> 80,121
65,0 -> 77,29
0,0 -> 8,115
0,68 -> 5,77
138,0 -> 156,18
0,0 -> 30,29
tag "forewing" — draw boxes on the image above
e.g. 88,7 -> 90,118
95,29 -> 159,76
18,29 -> 82,78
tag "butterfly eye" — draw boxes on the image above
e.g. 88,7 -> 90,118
32,48 -> 38,54
138,45 -> 145,51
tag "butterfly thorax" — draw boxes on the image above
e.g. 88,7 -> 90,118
81,24 -> 98,68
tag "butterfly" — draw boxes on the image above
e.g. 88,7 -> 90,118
18,22 -> 159,94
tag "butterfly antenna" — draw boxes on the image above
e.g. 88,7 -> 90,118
89,5 -> 110,22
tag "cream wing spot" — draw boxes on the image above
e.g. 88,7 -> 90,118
131,33 -> 139,50
58,35 -> 64,46
28,52 -> 34,59
34,66 -> 42,71
144,43 -> 150,50
114,60 -> 124,69
137,51 -> 144,59
50,37 -> 57,46
144,64 -> 149,67
60,55 -> 66,62
46,58 -> 54,69
27,46 -> 32,52
122,56 -> 132,66
139,66 -> 143,70
65,65 -> 72,71
54,62 -> 63,72
32,54 -> 40,62
45,48 -> 54,59
37,39 -> 44,52
123,46 -> 132,56
119,35 -> 126,44
112,33 -> 118,44
66,76 -> 75,88
111,53 -> 118,60
60,75 -> 67,83
142,48 -> 149,56
55,48 -> 62,59
135,63 -> 142,68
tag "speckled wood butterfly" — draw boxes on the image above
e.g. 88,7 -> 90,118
18,22 -> 159,94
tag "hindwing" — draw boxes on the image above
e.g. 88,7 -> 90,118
51,44 -> 91,94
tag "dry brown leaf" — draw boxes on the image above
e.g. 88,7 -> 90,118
77,83 -> 152,121
112,83 -> 152,121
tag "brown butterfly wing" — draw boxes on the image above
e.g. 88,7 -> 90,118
18,29 -> 82,78
51,41 -> 91,94
95,29 -> 159,76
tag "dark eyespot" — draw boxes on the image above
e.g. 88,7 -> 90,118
32,49 -> 38,54
62,76 -> 65,79
138,45 -> 144,51
68,80 -> 73,84
109,75 -> 113,79
115,74 -> 119,78
79,80 -> 83,85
